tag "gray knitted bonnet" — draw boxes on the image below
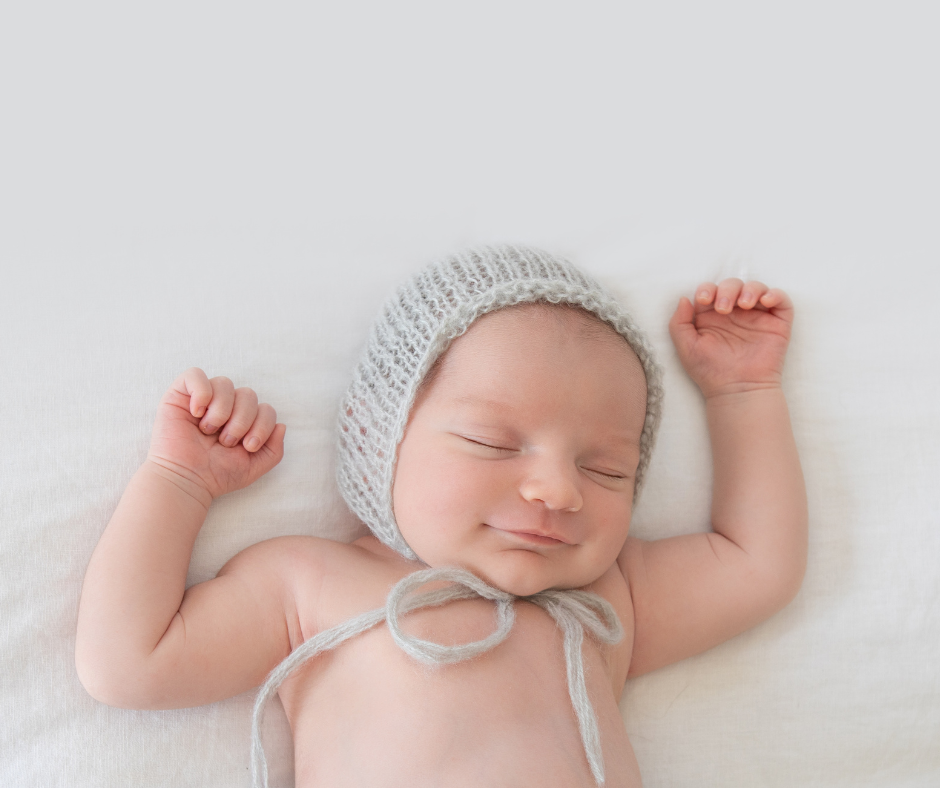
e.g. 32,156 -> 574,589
337,244 -> 664,561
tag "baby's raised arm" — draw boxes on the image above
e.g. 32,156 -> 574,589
620,279 -> 808,677
75,369 -> 293,709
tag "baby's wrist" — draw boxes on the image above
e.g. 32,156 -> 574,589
143,458 -> 214,511
701,380 -> 783,402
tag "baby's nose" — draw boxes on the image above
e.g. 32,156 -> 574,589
518,460 -> 583,512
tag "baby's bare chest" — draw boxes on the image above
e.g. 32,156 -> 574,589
277,597 -> 642,788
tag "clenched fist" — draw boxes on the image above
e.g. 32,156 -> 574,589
147,368 -> 286,501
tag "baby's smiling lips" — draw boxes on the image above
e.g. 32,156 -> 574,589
486,524 -> 572,546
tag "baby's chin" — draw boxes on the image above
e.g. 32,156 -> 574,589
482,573 -> 553,598
446,555 -> 600,598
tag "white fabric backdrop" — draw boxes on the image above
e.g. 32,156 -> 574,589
2,2 -> 938,786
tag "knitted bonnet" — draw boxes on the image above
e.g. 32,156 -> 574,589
337,244 -> 664,561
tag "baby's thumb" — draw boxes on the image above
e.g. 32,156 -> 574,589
251,424 -> 287,478
668,297 -> 698,354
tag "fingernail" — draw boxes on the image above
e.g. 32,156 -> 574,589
194,406 -> 206,418
246,437 -> 260,451
221,434 -> 237,447
718,298 -> 730,311
697,290 -> 708,301
203,423 -> 216,434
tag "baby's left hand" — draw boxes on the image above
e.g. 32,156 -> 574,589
668,278 -> 794,399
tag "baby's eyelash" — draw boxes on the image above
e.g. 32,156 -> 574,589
462,437 -> 514,453
585,468 -> 626,480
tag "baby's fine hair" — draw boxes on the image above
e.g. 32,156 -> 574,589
336,244 -> 664,560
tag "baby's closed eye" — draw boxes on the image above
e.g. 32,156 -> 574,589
458,435 -> 630,481
459,435 -> 517,453
582,467 -> 627,480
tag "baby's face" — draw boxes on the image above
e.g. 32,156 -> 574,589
392,304 -> 648,596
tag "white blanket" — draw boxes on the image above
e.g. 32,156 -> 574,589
2,3 -> 938,786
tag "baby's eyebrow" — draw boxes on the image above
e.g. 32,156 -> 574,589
596,435 -> 641,451
450,394 -> 515,412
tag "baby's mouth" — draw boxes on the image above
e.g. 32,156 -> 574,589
486,524 -> 571,546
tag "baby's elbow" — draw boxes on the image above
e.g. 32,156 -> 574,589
77,674 -> 122,709
75,647 -> 161,710
75,653 -> 124,708
761,552 -> 807,616
783,537 -> 808,602
786,557 -> 807,605
75,654 -> 126,708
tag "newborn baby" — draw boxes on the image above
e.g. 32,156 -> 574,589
76,246 -> 807,787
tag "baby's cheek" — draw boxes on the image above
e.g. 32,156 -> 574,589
585,502 -> 633,565
409,456 -> 478,517
394,451 -> 493,556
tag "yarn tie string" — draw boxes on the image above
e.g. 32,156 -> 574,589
250,566 -> 623,787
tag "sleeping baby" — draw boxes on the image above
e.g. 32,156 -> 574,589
76,245 -> 807,787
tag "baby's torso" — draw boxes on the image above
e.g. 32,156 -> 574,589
276,537 -> 642,788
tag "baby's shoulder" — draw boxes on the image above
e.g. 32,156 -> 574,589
249,534 -> 420,639
227,533 -> 363,580
237,532 -> 391,568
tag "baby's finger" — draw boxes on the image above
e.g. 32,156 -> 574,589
759,288 -> 795,322
199,376 -> 236,435
737,281 -> 769,310
714,278 -> 744,314
241,402 -> 278,452
179,367 -> 213,418
219,387 -> 260,447
693,282 -> 718,311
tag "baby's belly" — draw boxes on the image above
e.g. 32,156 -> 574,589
278,599 -> 642,788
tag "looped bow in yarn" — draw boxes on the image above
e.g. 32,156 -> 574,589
385,567 -> 517,663
250,567 -> 623,788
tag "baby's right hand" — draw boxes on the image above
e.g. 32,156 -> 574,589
147,368 -> 286,502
